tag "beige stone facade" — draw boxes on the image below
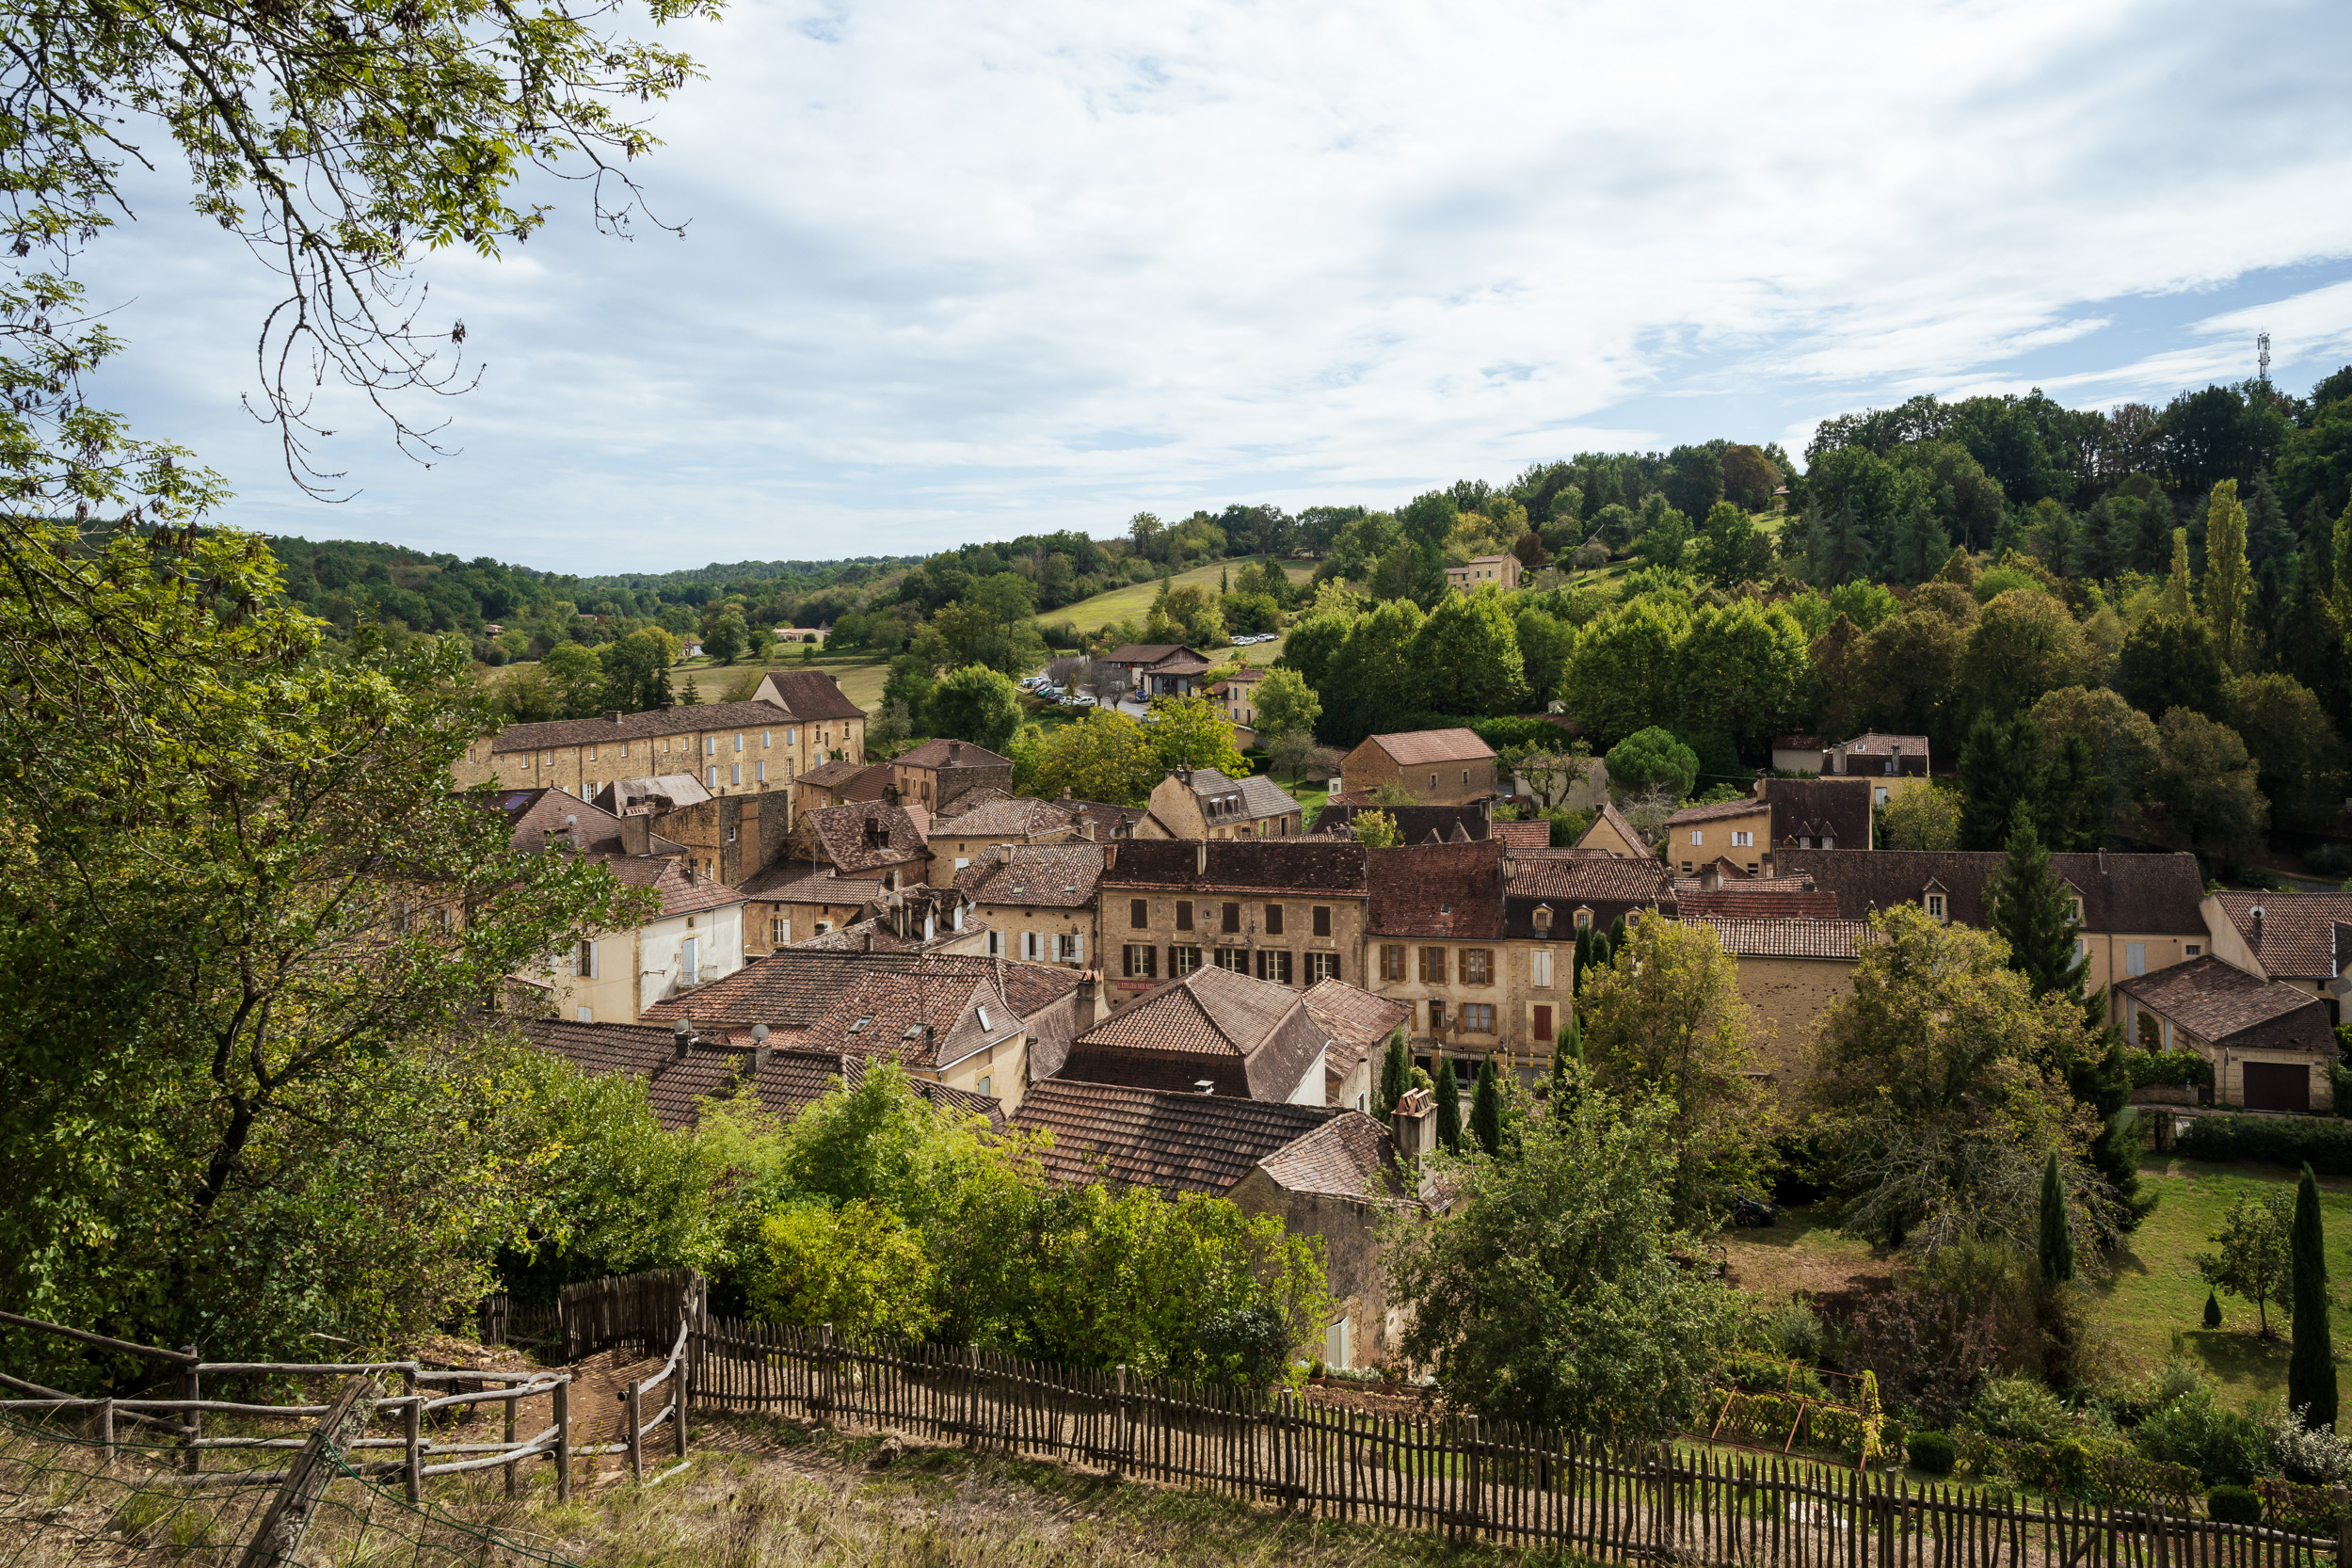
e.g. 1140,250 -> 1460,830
1339,729 -> 1498,806
1096,840 -> 1371,1013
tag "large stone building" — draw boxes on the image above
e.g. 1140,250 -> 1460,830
1339,728 -> 1498,806
2202,891 -> 2352,1025
737,800 -> 931,953
1366,839 -> 1519,1075
957,841 -> 1105,969
889,737 -> 1014,814
1096,840 -> 1370,1006
1139,768 -> 1304,840
1681,915 -> 1876,1080
454,669 -> 867,808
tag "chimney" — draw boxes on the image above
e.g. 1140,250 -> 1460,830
752,1022 -> 771,1072
2251,905 -> 2265,943
1701,863 -> 1720,892
1075,973 -> 1100,1029
996,842 -> 1014,866
1195,841 -> 1208,876
924,907 -> 936,943
604,710 -> 623,724
1389,1086 -> 1436,1164
672,1018 -> 694,1060
948,741 -> 962,765
619,814 -> 650,856
1062,787 -> 1073,799
1104,842 -> 1119,869
1077,818 -> 1096,842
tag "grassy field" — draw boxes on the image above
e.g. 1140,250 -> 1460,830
1719,1156 -> 2352,1405
1026,559 -> 1316,640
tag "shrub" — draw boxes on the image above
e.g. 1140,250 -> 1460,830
1968,1376 -> 2078,1447
2208,1485 -> 2263,1525
1909,1431 -> 1957,1475
2136,1384 -> 2271,1486
2268,1404 -> 2352,1485
2122,1050 -> 2214,1090
2180,1116 -> 2352,1175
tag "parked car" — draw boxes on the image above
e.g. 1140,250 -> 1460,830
1729,1193 -> 1779,1228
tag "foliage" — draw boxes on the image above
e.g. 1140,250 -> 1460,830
1432,1052 -> 1464,1155
750,1201 -> 939,1343
2038,1149 -> 2075,1285
1374,1032 -> 1411,1124
1879,784 -> 1963,851
2289,1164 -> 2336,1432
1409,585 -> 1528,714
1384,1088 -> 1741,1438
2181,1115 -> 2352,1175
1351,809 -> 1402,848
2148,707 -> 2268,860
1030,709 -> 1163,806
1968,1375 -> 2076,1447
2207,1485 -> 2263,1524
1958,711 -> 2045,851
1605,727 -> 1700,799
1252,668 -> 1321,746
929,665 -> 1027,754
2135,1371 -> 2271,1486
1147,694 -> 1250,775
2268,1405 -> 2352,1487
1985,821 -> 2089,1000
2197,1188 -> 2295,1338
1910,1432 -> 1958,1474
1469,1054 -> 1505,1158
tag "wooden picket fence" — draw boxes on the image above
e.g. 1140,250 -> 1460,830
688,1316 -> 2351,1565
553,1269 -> 706,1364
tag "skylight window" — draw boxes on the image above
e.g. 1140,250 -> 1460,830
977,1005 -> 994,1031
848,1016 -> 872,1034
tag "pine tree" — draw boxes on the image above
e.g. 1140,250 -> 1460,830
1958,711 -> 2046,851
1470,1053 -> 1505,1157
1432,1050 -> 1463,1154
2204,1289 -> 2223,1329
2040,731 -> 2105,852
2290,1162 -> 2338,1431
680,673 -> 703,706
2038,1148 -> 2074,1284
648,663 -> 675,709
1373,1030 -> 1410,1123
1587,932 -> 1612,978
2204,479 -> 2252,668
1985,819 -> 2089,1000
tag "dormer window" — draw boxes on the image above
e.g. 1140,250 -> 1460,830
1575,908 -> 1593,930
1925,893 -> 1946,920
2071,896 -> 2085,923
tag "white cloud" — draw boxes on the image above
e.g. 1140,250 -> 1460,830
62,0 -> 2352,567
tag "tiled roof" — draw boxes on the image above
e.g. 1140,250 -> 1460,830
1684,916 -> 1876,959
1099,839 -> 1368,895
805,801 -> 929,873
1760,777 -> 1875,848
894,737 -> 1013,770
599,853 -> 747,918
1493,820 -> 1551,850
796,966 -> 1025,1072
1170,767 -> 1297,822
1060,799 -> 1149,840
491,698 -> 799,754
1103,644 -> 1206,666
1065,964 -> 1327,1101
641,949 -> 1080,1033
1010,1080 -> 1340,1195
1300,978 -> 1412,1091
958,842 -> 1106,907
1668,794 -> 1768,824
1253,1112 -> 1400,1200
2116,955 -> 2337,1053
1773,849 -> 2208,934
1679,889 -> 1843,920
929,796 -> 1074,839
1368,840 -> 1507,938
493,789 -> 634,855
1365,728 -> 1496,765
751,669 -> 869,722
1213,666 -> 1269,685
1312,804 -> 1489,842
737,860 -> 884,904
797,759 -> 874,789
792,916 -> 974,953
1838,731 -> 1930,760
512,1020 -> 1005,1131
2212,892 -> 2352,982
1504,852 -> 1674,905
1576,801 -> 1651,854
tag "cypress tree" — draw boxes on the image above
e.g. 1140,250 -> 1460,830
2038,1149 -> 2074,1284
1373,1030 -> 1410,1123
1589,932 -> 1612,976
1573,926 -> 1593,991
2203,479 -> 2251,668
1958,711 -> 2046,851
1432,1050 -> 1463,1154
1985,819 -> 2089,1000
2204,1288 -> 2223,1329
1608,915 -> 1627,951
2290,1162 -> 2338,1431
1470,1052 -> 1504,1157
1550,1016 -> 1584,1119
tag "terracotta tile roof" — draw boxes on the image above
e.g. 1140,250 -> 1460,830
797,759 -> 874,789
513,1020 -> 1006,1131
1837,731 -> 1930,760
1668,793 -> 1768,824
1064,965 -> 1327,1101
797,965 -> 1025,1073
1312,804 -> 1489,843
792,916 -> 974,953
751,669 -> 869,722
1061,799 -> 1149,840
491,699 -> 802,754
641,949 -> 1079,1033
1760,777 -> 1875,847
1364,728 -> 1496,766
1213,666 -> 1269,685
1493,820 -> 1552,850
737,860 -> 884,904
1679,889 -> 1844,920
2116,955 -> 2338,1053
1010,1080 -> 1341,1194
928,796 -> 1074,839
1099,839 -> 1368,895
1103,643 -> 1208,667
1772,849 -> 2208,934
1300,978 -> 1412,1093
493,789 -> 636,855
1252,1113 -> 1400,1200
1368,840 -> 1506,938
894,737 -> 1013,770
598,853 -> 747,918
1504,852 -> 1674,904
2211,892 -> 2352,982
1684,916 -> 1877,959
805,801 -> 929,873
957,843 -> 1106,907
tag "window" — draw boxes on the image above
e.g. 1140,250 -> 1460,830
1380,944 -> 1408,982
756,761 -> 766,782
2126,942 -> 2147,977
977,1005 -> 994,1031
1925,893 -> 1945,920
1419,947 -> 1448,984
681,935 -> 699,986
1531,950 -> 1553,988
1428,999 -> 1448,1033
976,1075 -> 991,1097
1060,933 -> 1085,963
1463,949 -> 1493,985
986,931 -> 1003,956
1222,902 -> 1240,934
1172,945 -> 1202,976
589,744 -> 599,761
1305,951 -> 1338,983
707,766 -> 719,788
1123,943 -> 1158,979
1462,769 -> 1470,786
1462,1003 -> 1495,1033
771,918 -> 792,945
705,737 -> 715,756
1731,831 -> 1752,847
731,763 -> 743,785
1130,898 -> 1148,929
576,1006 -> 593,1023
2070,896 -> 2085,922
762,729 -> 772,747
543,750 -> 552,765
1574,909 -> 1593,930
1430,774 -> 1438,791
787,727 -> 798,744
1256,949 -> 1293,984
954,857 -> 969,871
1216,947 -> 1248,972
1874,786 -> 1890,806
1312,905 -> 1331,936
2186,944 -> 2201,956
576,940 -> 598,980
1176,901 -> 1194,932
814,920 -> 833,936
734,732 -> 744,752
1023,931 -> 1042,960
1688,829 -> 1704,846
1265,904 -> 1285,936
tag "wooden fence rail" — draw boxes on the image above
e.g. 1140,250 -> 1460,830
687,1316 -> 2352,1567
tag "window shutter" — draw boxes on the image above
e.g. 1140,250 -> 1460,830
1073,935 -> 1085,962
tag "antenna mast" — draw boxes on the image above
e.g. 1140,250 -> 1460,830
2258,331 -> 2272,386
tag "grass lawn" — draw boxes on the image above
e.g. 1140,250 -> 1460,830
1028,559 -> 1316,640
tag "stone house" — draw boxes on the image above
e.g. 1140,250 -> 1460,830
1762,776 -> 1878,847
784,959 -> 1054,1112
2202,892 -> 2352,1026
1058,962 -> 1332,1103
1339,728 -> 1499,806
1681,915 -> 1876,1081
1101,643 -> 1213,700
1365,839 -> 1524,1077
1445,554 -> 1522,592
926,795 -> 1084,885
1667,795 -> 1773,876
1139,768 -> 1304,840
1571,801 -> 1652,858
736,800 -> 931,954
454,669 -> 865,804
2117,955 -> 2340,1112
1299,978 -> 1415,1111
1770,731 -> 1932,781
1096,839 -> 1370,1008
1210,666 -> 1268,745
792,759 -> 891,812
957,841 -> 1105,970
889,737 -> 1015,814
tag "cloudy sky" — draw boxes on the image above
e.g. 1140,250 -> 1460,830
85,0 -> 2352,574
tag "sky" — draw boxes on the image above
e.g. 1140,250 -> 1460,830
76,0 -> 2352,575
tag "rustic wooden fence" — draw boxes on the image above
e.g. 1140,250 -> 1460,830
688,1315 -> 2352,1566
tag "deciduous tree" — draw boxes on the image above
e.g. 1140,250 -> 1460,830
1410,585 -> 1528,714
2198,1190 -> 2293,1339
2203,480 -> 2253,668
929,665 -> 1026,754
1031,710 -> 1162,805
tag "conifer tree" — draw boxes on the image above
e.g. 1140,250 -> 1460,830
680,672 -> 703,706
1587,931 -> 1612,979
1937,546 -> 1977,586
1985,819 -> 2088,1000
1958,711 -> 2045,851
2291,1162 -> 2338,1431
1573,926 -> 1593,991
1373,1030 -> 1410,1123
648,663 -> 674,710
2163,528 -> 2195,617
1432,1050 -> 1464,1154
2038,1148 -> 2074,1285
2204,1289 -> 2223,1329
1470,1053 -> 1505,1157
2203,479 -> 2252,668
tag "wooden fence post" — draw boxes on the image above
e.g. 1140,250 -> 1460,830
675,1341 -> 690,1463
1112,1366 -> 1127,1480
1463,1415 -> 1481,1545
2333,1485 -> 2350,1565
402,1369 -> 423,1503
553,1378 -> 572,1504
626,1380 -> 644,1483
181,1351 -> 200,1475
98,1399 -> 115,1473
504,1384 -> 520,1499
235,1375 -> 377,1568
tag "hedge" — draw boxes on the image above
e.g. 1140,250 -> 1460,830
1908,1432 -> 1956,1475
2208,1486 -> 2263,1525
2123,1049 -> 2212,1090
2178,1115 -> 2352,1175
